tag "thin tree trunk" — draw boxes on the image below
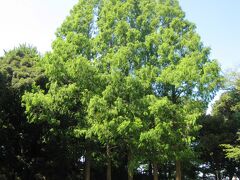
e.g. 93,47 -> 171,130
107,160 -> 111,180
168,163 -> 172,179
153,162 -> 158,180
85,154 -> 91,180
148,162 -> 152,176
202,172 -> 205,180
176,160 -> 181,180
215,170 -> 220,180
164,164 -> 167,179
128,152 -> 133,180
128,168 -> 133,180
107,145 -> 112,180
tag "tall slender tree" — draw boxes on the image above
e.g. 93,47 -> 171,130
23,1 -> 100,179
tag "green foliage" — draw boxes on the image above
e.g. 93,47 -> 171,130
22,1 -> 102,178
0,44 -> 48,179
21,0 -> 223,179
196,74 -> 240,178
221,75 -> 240,161
197,115 -> 239,177
0,44 -> 43,92
222,133 -> 240,160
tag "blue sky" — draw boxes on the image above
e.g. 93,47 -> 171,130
179,0 -> 240,71
0,0 -> 239,71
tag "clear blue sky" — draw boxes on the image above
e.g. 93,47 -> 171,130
179,0 -> 240,71
0,0 -> 239,71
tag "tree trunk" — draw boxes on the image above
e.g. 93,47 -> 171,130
215,170 -> 220,180
176,160 -> 181,180
148,162 -> 152,176
107,160 -> 111,180
163,164 -> 167,179
128,152 -> 133,180
85,154 -> 91,180
168,164 -> 172,179
128,169 -> 133,180
153,162 -> 158,180
202,172 -> 206,180
107,145 -> 112,180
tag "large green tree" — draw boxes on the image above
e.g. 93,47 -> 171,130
23,0 -> 222,180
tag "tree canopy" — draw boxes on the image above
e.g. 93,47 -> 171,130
221,74 -> 240,161
22,0 -> 222,180
0,44 -> 47,179
1,0 -> 234,180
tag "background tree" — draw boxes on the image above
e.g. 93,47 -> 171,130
0,44 -> 47,179
223,134 -> 240,160
221,74 -> 240,177
196,73 -> 240,179
197,114 -> 239,179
